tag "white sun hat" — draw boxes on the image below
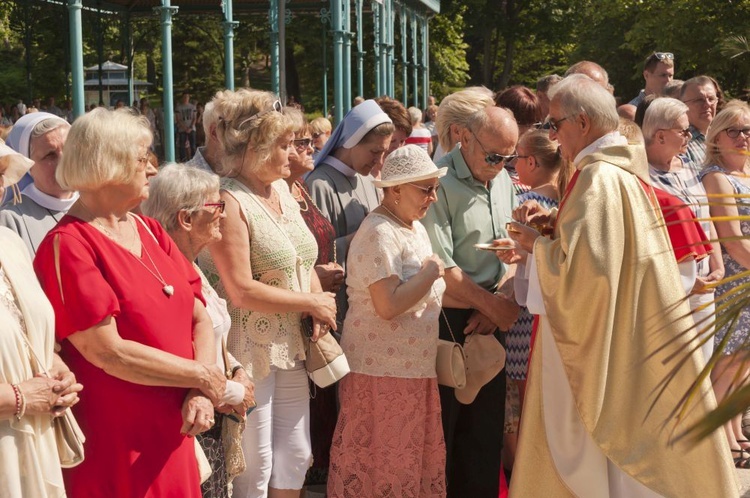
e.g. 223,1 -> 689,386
374,144 -> 447,188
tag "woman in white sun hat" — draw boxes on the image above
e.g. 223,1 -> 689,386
328,144 -> 463,498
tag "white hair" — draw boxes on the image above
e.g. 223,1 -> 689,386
548,74 -> 618,134
642,98 -> 689,144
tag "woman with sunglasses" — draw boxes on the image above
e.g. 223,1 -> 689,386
34,108 -> 227,497
328,145 -> 451,498
700,100 -> 750,468
644,98 -> 723,359
141,164 -> 256,498
282,106 -> 344,487
199,89 -> 337,498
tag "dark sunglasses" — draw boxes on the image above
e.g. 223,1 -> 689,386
311,132 -> 325,139
203,200 -> 226,214
541,115 -> 574,132
471,131 -> 517,165
294,138 -> 313,150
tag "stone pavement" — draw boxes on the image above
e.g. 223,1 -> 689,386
741,468 -> 750,496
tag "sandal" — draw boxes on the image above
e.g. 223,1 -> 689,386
732,449 -> 750,469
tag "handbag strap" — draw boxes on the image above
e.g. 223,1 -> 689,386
432,287 -> 458,344
221,336 -> 232,379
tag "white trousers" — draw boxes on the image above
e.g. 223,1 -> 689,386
232,362 -> 312,498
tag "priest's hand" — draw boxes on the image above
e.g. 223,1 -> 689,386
513,200 -> 551,226
492,239 -> 527,265
506,222 -> 540,253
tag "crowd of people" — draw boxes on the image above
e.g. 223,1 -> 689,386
0,51 -> 749,498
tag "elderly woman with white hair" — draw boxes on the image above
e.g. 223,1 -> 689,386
0,112 -> 74,256
643,97 -> 724,362
33,108 -> 227,498
328,145 -> 453,498
141,164 -> 256,498
199,89 -> 337,498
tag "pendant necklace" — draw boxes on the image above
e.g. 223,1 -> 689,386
380,203 -> 413,230
79,200 -> 174,297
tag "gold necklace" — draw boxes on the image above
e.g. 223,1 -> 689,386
379,203 -> 413,230
292,182 -> 309,212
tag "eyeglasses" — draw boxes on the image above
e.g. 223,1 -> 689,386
513,154 -> 531,162
136,154 -> 151,170
653,52 -> 674,61
470,131 -> 517,165
725,127 -> 750,139
203,200 -> 226,214
660,127 -> 691,139
406,183 -> 439,196
682,95 -> 718,106
294,138 -> 313,150
233,99 -> 283,129
542,115 -> 574,132
311,132 -> 326,139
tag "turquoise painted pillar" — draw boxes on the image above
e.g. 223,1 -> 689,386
411,10 -> 419,107
222,0 -> 239,90
156,0 -> 178,162
421,15 -> 429,109
331,0 -> 344,123
387,0 -> 395,97
343,0 -> 352,112
68,0 -> 85,118
378,1 -> 387,95
400,3 -> 408,106
320,15 -> 329,117
125,12 -> 134,105
355,0 -> 364,100
372,1 -> 381,97
269,0 -> 280,95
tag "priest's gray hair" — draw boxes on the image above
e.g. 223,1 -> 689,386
549,74 -> 618,134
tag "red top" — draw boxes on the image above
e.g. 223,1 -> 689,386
651,186 -> 712,263
34,215 -> 204,498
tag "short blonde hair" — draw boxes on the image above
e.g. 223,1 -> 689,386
310,117 -> 332,135
436,87 -> 494,151
57,108 -> 151,191
283,106 -> 307,134
705,100 -> 750,169
141,163 -> 220,232
215,89 -> 294,175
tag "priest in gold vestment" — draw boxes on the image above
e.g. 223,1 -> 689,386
506,74 -> 737,497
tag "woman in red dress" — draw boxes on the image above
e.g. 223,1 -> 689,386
34,108 -> 227,498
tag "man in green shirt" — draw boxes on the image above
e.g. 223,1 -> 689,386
422,105 -> 520,498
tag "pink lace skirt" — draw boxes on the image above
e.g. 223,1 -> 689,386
327,372 -> 447,498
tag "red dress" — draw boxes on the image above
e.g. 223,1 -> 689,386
34,215 -> 203,498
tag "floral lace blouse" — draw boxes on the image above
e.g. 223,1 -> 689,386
341,213 -> 446,378
198,178 -> 318,380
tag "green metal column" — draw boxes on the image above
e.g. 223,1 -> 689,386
378,0 -> 387,95
68,0 -> 85,118
156,0 -> 178,162
372,1 -> 381,97
400,3 -> 408,106
343,0 -> 352,111
269,0 -> 280,95
421,15 -> 429,110
355,0 -> 364,100
387,0 -> 395,97
125,12 -> 134,105
222,0 -> 239,90
331,0 -> 344,123
411,10 -> 419,107
320,12 -> 330,117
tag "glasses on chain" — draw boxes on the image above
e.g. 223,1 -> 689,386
725,128 -> 750,139
470,131 -> 517,165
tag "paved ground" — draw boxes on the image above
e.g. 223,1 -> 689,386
740,468 -> 750,496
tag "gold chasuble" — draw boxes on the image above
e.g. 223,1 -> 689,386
509,143 -> 737,497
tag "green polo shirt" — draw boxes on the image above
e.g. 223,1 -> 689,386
422,145 -> 516,290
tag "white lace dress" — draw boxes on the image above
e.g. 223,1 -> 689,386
198,178 -> 318,380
